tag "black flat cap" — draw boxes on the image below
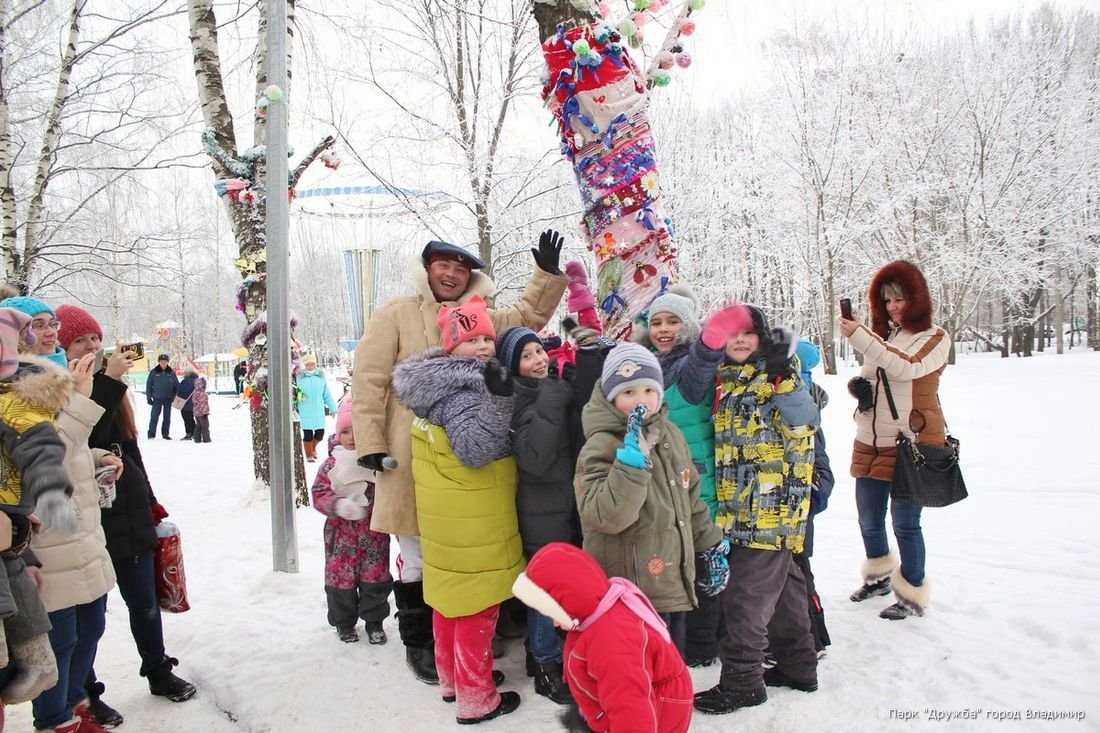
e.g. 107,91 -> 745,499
421,240 -> 485,270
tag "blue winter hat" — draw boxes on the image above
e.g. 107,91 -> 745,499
0,296 -> 54,319
795,338 -> 821,384
497,327 -> 541,376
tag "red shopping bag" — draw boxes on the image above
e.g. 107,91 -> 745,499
154,521 -> 191,613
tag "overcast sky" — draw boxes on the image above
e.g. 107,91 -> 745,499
675,0 -> 1094,100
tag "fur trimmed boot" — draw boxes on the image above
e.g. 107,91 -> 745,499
880,567 -> 930,620
850,553 -> 899,602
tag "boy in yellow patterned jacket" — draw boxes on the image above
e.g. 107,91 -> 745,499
694,305 -> 821,717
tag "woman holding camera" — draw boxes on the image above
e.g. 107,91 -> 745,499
55,304 -> 197,722
838,261 -> 949,620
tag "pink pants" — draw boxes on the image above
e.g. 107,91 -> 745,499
433,605 -> 500,719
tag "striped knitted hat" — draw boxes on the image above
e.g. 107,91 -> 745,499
497,327 -> 541,376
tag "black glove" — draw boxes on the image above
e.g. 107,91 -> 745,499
764,328 -> 795,380
531,230 -> 563,275
358,453 -> 386,472
483,358 -> 514,397
547,359 -> 576,381
848,377 -> 874,412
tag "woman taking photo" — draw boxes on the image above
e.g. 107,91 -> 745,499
839,260 -> 949,620
55,304 -> 197,710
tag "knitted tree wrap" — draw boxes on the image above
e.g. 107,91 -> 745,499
541,23 -> 678,341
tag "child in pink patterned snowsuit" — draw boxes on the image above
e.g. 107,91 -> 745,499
311,398 -> 392,644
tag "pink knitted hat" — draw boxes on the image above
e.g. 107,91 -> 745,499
0,308 -> 34,380
335,397 -> 354,435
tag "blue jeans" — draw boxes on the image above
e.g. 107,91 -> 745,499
32,595 -> 107,730
112,550 -> 167,674
855,477 -> 926,586
148,399 -> 172,437
526,608 -> 562,665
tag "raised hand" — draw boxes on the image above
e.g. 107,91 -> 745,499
701,305 -> 752,350
531,230 -> 564,275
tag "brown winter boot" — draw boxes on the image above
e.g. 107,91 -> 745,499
305,439 -> 317,462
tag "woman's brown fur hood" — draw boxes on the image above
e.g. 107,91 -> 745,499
868,260 -> 933,338
0,356 -> 74,413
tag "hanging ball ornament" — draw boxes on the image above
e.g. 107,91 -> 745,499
649,0 -> 665,9
657,51 -> 675,70
263,84 -> 284,102
653,70 -> 672,86
619,19 -> 637,37
676,52 -> 693,68
629,32 -> 644,48
598,2 -> 610,16
633,11 -> 649,27
633,0 -> 651,9
678,18 -> 696,35
689,0 -> 706,10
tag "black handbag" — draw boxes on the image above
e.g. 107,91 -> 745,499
875,368 -> 968,508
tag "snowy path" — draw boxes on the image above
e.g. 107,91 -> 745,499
7,351 -> 1099,732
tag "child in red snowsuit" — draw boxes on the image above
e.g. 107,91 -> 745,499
311,399 -> 392,644
513,543 -> 693,733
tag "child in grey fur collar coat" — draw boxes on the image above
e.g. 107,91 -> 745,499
391,296 -> 524,725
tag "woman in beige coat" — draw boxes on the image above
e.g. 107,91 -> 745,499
30,353 -> 121,732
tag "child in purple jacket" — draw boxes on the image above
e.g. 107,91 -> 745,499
311,398 -> 392,644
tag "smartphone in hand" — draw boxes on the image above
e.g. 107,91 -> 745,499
840,298 -> 853,320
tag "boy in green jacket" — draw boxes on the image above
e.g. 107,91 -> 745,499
574,342 -> 728,656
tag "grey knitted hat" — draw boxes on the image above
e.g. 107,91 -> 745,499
600,342 -> 664,405
634,284 -> 700,348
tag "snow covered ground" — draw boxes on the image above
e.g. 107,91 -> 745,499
7,350 -> 1100,732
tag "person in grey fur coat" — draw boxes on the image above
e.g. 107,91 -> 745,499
389,297 -> 524,725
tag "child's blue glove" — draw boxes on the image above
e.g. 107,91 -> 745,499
697,538 -> 730,597
615,404 -> 650,470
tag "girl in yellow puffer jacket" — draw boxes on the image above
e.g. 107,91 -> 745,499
392,295 -> 523,726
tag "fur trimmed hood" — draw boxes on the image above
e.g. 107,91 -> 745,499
412,257 -> 496,306
869,260 -> 933,338
391,347 -> 488,419
0,356 -> 74,413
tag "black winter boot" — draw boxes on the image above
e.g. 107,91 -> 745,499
764,667 -> 818,692
533,663 -> 574,705
393,581 -> 438,685
693,684 -> 767,714
84,681 -> 124,728
143,657 -> 197,702
849,576 -> 891,602
456,691 -> 521,725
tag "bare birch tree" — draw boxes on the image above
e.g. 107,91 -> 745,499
188,0 -> 334,496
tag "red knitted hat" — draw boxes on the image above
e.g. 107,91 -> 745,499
55,304 -> 103,350
437,295 -> 496,353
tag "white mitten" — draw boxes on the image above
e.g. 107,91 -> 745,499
35,491 -> 77,534
334,498 -> 367,521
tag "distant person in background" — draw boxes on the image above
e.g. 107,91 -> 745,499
233,360 -> 246,395
0,293 -> 69,368
297,354 -> 337,463
191,375 -> 211,444
176,369 -> 198,441
145,355 -> 178,440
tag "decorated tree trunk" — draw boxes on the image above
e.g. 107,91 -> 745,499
533,1 -> 700,340
189,0 -> 333,504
